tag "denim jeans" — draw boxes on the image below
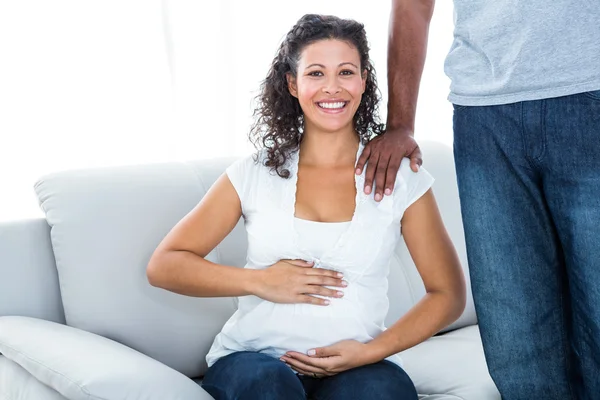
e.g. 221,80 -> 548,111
202,351 -> 418,400
453,90 -> 600,400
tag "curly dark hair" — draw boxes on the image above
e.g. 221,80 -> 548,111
249,14 -> 385,178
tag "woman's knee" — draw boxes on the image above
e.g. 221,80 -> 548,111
203,352 -> 304,399
322,361 -> 417,400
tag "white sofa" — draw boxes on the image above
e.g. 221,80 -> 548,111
0,141 -> 500,399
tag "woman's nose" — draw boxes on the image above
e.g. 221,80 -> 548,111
322,78 -> 342,95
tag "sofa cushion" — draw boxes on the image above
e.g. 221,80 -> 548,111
0,316 -> 213,400
34,160 -> 241,377
401,325 -> 500,399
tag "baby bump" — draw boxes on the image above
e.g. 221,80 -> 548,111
230,290 -> 378,356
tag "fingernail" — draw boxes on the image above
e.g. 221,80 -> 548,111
341,280 -> 348,287
365,185 -> 371,194
324,300 -> 330,305
337,272 -> 344,278
355,168 -> 361,174
337,291 -> 344,297
416,164 -> 420,171
385,188 -> 392,195
375,193 -> 382,201
307,349 -> 316,356
280,357 -> 285,362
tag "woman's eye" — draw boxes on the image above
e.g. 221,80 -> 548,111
308,71 -> 323,77
340,70 -> 354,76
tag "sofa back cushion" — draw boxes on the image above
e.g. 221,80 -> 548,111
34,141 -> 475,378
35,160 -> 243,378
386,141 -> 476,332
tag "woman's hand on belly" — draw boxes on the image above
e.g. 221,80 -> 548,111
250,259 -> 347,306
280,339 -> 369,378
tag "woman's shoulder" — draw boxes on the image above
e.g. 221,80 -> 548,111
394,158 -> 433,187
393,157 -> 435,209
227,149 -> 268,175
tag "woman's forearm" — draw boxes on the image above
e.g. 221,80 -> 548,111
147,250 -> 256,297
362,289 -> 465,363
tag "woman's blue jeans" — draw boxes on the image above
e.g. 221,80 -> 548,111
202,351 -> 418,400
453,90 -> 600,400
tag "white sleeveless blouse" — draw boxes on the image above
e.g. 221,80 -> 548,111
206,143 -> 434,368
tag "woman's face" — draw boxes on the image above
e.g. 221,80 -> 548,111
288,39 -> 366,135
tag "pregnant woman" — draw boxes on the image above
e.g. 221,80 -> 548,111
147,14 -> 465,400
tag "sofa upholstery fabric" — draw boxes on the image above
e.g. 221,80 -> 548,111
0,316 -> 211,400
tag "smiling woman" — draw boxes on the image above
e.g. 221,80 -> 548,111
289,41 -> 366,132
146,12 -> 465,400
249,15 -> 384,179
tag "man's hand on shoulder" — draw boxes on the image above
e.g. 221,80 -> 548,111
355,127 -> 422,202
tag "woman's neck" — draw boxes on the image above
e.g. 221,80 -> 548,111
298,128 -> 360,168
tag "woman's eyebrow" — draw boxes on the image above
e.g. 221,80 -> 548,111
305,62 -> 359,69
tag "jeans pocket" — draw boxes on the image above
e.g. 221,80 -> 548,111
583,89 -> 600,100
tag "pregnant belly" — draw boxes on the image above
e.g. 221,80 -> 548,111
227,294 -> 382,358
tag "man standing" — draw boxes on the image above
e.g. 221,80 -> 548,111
356,0 -> 600,398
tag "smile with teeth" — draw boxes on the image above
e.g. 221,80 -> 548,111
317,101 -> 347,109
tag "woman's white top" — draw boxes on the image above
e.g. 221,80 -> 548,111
206,143 -> 434,368
294,218 -> 351,258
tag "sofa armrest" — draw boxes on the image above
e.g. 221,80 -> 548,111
0,218 -> 65,323
0,355 -> 68,400
0,316 -> 212,400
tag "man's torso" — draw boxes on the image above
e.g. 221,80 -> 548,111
445,0 -> 600,105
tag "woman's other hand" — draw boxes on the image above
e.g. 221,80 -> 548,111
251,259 -> 347,306
281,340 -> 369,377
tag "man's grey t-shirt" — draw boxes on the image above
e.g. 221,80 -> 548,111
445,1 -> 600,106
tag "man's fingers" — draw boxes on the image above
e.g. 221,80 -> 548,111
363,153 -> 379,195
384,160 -> 401,195
384,150 -> 405,195
408,146 -> 423,173
355,143 -> 371,174
374,154 -> 391,202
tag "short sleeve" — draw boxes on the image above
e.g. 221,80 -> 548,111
225,154 -> 256,205
396,157 -> 435,213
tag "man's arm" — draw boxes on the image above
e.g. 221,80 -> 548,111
356,0 -> 435,201
387,0 -> 435,132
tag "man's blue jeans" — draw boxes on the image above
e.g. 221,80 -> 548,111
453,90 -> 600,400
202,351 -> 418,400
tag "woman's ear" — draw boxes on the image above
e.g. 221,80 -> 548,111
287,73 -> 298,98
361,69 -> 367,93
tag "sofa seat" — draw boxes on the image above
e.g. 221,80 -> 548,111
402,325 -> 498,399
190,325 -> 497,400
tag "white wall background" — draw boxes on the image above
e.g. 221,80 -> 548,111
0,0 -> 454,222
